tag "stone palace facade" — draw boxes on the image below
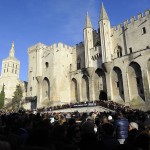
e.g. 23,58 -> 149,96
27,3 -> 150,110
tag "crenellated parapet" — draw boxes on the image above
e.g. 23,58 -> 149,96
49,42 -> 72,50
111,9 -> 150,34
76,42 -> 84,49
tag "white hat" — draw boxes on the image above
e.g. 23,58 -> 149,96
108,115 -> 112,120
129,122 -> 138,130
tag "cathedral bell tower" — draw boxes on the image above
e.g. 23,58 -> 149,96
99,3 -> 112,63
1,42 -> 20,79
83,12 -> 94,68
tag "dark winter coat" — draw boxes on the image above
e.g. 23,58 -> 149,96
114,118 -> 129,139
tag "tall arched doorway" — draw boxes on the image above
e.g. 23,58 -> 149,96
82,75 -> 89,101
42,77 -> 50,105
95,68 -> 107,100
71,78 -> 78,102
128,62 -> 145,101
111,67 -> 124,101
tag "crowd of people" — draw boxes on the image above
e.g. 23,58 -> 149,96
0,100 -> 149,150
36,100 -> 130,113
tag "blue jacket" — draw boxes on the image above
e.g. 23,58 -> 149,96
115,118 -> 129,139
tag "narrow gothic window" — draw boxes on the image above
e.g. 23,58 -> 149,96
7,68 -> 8,72
117,46 -> 122,58
30,87 -> 32,91
45,62 -> 49,68
15,70 -> 17,74
77,58 -> 81,70
142,27 -> 146,34
129,48 -> 132,53
4,69 -> 5,73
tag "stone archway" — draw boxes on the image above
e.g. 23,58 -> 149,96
94,68 -> 107,100
111,66 -> 124,102
82,75 -> 89,101
128,62 -> 145,101
42,77 -> 50,105
71,78 -> 78,102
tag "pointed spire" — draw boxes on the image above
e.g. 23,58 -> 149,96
100,2 -> 109,21
84,12 -> 93,29
9,41 -> 15,57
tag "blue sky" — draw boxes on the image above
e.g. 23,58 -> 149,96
0,0 -> 149,81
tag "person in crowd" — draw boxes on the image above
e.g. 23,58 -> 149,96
18,118 -> 33,146
79,119 -> 105,150
125,122 -> 140,146
101,123 -> 120,150
114,111 -> 129,144
134,132 -> 150,150
67,123 -> 81,146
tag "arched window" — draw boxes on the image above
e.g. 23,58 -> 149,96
142,27 -> 146,34
45,62 -> 49,68
117,46 -> 122,58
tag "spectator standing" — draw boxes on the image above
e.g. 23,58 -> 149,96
125,122 -> 140,146
114,111 -> 129,144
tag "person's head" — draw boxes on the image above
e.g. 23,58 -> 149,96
117,111 -> 124,118
129,122 -> 138,131
51,124 -> 66,140
101,116 -> 109,124
67,124 -> 81,143
81,120 -> 95,136
102,123 -> 115,136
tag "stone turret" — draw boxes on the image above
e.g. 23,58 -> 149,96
84,12 -> 94,68
100,3 -> 109,21
99,3 -> 113,63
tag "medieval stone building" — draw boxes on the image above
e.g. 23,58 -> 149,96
0,42 -> 27,106
27,3 -> 150,110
